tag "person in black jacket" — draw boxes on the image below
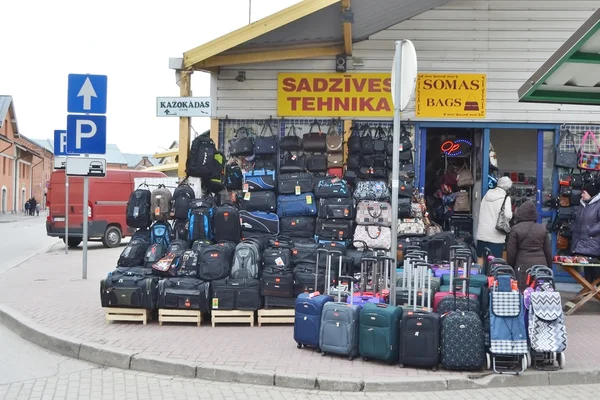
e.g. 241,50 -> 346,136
571,182 -> 600,281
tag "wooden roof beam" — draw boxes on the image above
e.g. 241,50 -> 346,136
342,0 -> 352,55
195,45 -> 345,69
183,0 -> 341,69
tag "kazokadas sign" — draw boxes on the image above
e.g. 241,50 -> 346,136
277,73 -> 394,117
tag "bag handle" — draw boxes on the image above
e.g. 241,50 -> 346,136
326,119 -> 341,136
581,130 -> 600,152
500,193 -> 509,212
361,125 -> 373,138
234,127 -> 251,139
365,226 -> 382,239
557,129 -> 576,151
367,203 -> 384,219
286,124 -> 299,137
308,120 -> 322,134
259,120 -> 275,137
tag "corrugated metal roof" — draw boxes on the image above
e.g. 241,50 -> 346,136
0,95 -> 19,136
122,153 -> 160,168
233,0 -> 452,50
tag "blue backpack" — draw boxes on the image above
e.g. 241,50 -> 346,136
150,221 -> 172,247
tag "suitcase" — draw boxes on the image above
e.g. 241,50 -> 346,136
278,172 -> 314,194
293,266 -> 334,350
399,311 -> 440,369
359,303 -> 403,364
231,277 -> 262,311
158,277 -> 210,312
280,216 -> 316,238
317,198 -> 355,220
319,271 -> 360,360
433,254 -> 480,313
240,191 -> 277,213
261,267 -> 294,297
100,267 -> 158,309
210,278 -> 235,310
239,211 -> 279,235
276,193 -> 318,218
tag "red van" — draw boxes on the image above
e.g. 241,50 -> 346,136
46,169 -> 166,248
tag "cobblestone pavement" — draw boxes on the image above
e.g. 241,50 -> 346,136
0,244 -> 598,382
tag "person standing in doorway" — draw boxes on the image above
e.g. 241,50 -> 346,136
571,182 -> 600,282
476,176 -> 513,261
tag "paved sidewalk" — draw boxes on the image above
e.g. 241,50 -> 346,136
1,244 -> 599,389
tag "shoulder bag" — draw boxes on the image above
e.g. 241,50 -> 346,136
303,121 -> 327,153
326,123 -> 343,153
555,129 -> 578,169
254,123 -> 278,156
359,126 -> 374,155
578,130 -> 600,171
495,194 -> 511,234
457,161 -> 474,187
279,124 -> 303,151
229,127 -> 255,156
280,152 -> 306,173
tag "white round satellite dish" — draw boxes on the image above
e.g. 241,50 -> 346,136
391,40 -> 418,111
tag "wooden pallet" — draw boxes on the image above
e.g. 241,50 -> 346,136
211,310 -> 255,327
104,308 -> 151,325
258,309 -> 295,327
158,309 -> 202,326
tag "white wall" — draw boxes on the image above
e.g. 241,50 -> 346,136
491,129 -> 538,179
215,0 -> 600,124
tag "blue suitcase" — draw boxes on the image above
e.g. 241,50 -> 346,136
244,169 -> 276,191
277,193 -> 318,218
294,293 -> 333,350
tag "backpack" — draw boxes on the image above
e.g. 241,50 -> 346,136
126,187 -> 152,228
230,241 -> 261,279
131,228 -> 151,243
173,219 -> 189,241
188,197 -> 215,242
144,243 -> 167,268
151,184 -> 172,221
186,135 -> 220,178
225,162 -> 243,190
117,239 -> 149,268
206,152 -> 226,193
150,221 -> 172,247
170,183 -> 195,219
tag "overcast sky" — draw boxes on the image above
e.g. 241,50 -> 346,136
2,0 -> 300,154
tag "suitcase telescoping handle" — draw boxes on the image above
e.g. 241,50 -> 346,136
317,248 -> 331,295
413,261 -> 432,311
328,249 -> 344,301
452,255 -> 470,295
360,256 -> 378,295
377,256 -> 395,295
451,277 -> 473,311
338,275 -> 357,305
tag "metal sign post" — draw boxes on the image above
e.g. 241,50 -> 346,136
389,40 -> 418,306
82,156 -> 89,279
65,175 -> 69,254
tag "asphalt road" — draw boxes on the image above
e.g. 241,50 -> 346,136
0,214 -> 60,275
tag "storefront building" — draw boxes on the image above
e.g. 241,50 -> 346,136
181,0 -> 600,281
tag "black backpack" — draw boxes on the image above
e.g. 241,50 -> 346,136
173,219 -> 189,241
186,135 -> 219,178
171,183 -> 195,219
118,239 -> 150,268
126,187 -> 152,229
225,162 -> 243,190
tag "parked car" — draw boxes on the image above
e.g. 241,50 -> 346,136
46,169 -> 166,248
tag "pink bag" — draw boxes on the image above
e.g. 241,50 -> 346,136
578,130 -> 600,171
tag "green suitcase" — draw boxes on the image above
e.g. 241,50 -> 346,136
440,273 -> 487,288
359,303 -> 403,364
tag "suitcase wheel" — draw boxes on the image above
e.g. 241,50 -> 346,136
362,356 -> 369,362
297,343 -> 302,349
321,352 -> 327,357
348,356 -> 354,361
316,348 -> 321,353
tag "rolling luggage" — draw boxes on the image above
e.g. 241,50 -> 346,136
293,265 -> 334,350
158,277 -> 210,312
100,267 -> 158,309
434,254 -> 480,314
293,264 -> 326,296
399,311 -> 440,369
440,277 -> 486,370
359,303 -> 402,364
261,267 -> 294,297
319,271 -> 360,360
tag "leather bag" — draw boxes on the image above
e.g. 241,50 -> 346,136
229,127 -> 254,156
280,124 -> 303,151
454,191 -> 471,212
360,127 -> 374,154
555,129 -> 578,169
457,162 -> 474,187
327,152 -> 344,168
303,121 -> 327,152
280,152 -> 306,173
348,126 -> 361,154
326,124 -> 343,153
254,123 -> 278,156
306,154 -> 327,173
495,194 -> 511,234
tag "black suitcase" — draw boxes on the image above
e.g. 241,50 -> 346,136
317,198 -> 355,219
214,205 -> 241,243
158,277 -> 210,312
278,172 -> 314,194
231,277 -> 262,311
262,247 -> 292,271
240,191 -> 276,213
399,311 -> 440,369
280,216 -> 316,238
261,268 -> 294,297
198,244 -> 235,281
293,264 -> 325,296
315,218 -> 353,240
100,267 -> 158,309
211,278 -> 236,310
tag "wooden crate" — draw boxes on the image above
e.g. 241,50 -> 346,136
104,308 -> 151,325
211,310 -> 255,327
158,309 -> 202,326
258,309 -> 295,327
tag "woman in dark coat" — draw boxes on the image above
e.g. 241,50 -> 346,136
571,182 -> 600,281
506,200 -> 552,290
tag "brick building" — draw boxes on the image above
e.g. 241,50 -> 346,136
0,96 -> 54,214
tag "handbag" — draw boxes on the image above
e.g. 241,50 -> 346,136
327,152 -> 344,168
348,126 -> 361,154
352,225 -> 392,250
398,218 -> 426,237
303,121 -> 327,153
578,130 -> 600,171
555,129 -> 578,169
254,123 -> 278,156
495,194 -> 511,234
280,152 -> 306,173
398,181 -> 414,198
280,124 -> 303,151
355,200 -> 393,227
229,127 -> 255,156
347,154 -> 360,170
372,127 -> 386,153
454,191 -> 471,212
557,234 -> 569,250
457,162 -> 474,187
326,124 -> 343,153
359,126 -> 374,155
306,154 -> 327,172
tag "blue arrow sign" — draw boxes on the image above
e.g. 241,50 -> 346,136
67,74 -> 107,114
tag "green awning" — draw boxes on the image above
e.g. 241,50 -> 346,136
518,8 -> 600,106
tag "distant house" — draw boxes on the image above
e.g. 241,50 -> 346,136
147,140 -> 179,177
122,153 -> 160,170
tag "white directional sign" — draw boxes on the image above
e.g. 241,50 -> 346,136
66,157 -> 106,177
156,97 -> 212,117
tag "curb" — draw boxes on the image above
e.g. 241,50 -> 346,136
0,304 -> 599,392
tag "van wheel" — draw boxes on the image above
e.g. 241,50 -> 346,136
102,226 -> 122,248
65,237 -> 82,248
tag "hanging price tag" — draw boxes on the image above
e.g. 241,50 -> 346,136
306,195 -> 313,205
212,298 -> 218,309
243,183 -> 249,193
154,207 -> 160,216
295,185 -> 301,195
244,192 -> 251,201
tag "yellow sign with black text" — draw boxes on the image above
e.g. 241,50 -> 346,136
416,73 -> 486,118
277,73 -> 393,117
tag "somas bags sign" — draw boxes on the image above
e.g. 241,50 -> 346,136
277,73 -> 393,117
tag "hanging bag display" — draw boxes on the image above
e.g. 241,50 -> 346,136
303,120 -> 327,152
495,194 -> 511,234
454,191 -> 471,212
555,129 -> 578,169
254,122 -> 278,156
280,152 -> 306,173
228,127 -> 255,156
279,124 -> 303,151
456,161 -> 474,187
325,122 -> 343,153
578,130 -> 600,171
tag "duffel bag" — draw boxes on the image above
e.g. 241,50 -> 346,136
240,191 -> 276,213
276,193 -> 317,218
318,197 -> 355,219
243,169 -> 276,191
280,216 -> 316,238
315,218 -> 354,240
278,172 -> 313,194
313,176 -> 351,198
353,180 -> 391,201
